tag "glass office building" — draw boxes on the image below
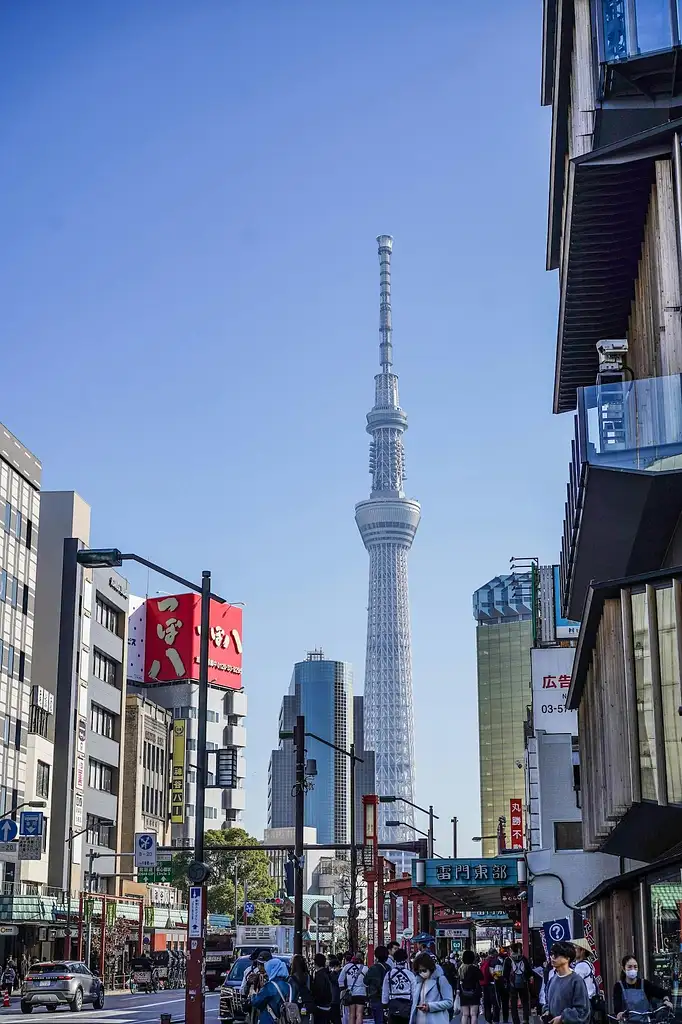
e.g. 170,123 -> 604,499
267,651 -> 354,846
473,574 -> 532,858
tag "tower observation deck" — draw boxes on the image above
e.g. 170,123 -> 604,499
355,235 -> 420,842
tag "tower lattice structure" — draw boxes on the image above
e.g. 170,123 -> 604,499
355,235 -> 420,843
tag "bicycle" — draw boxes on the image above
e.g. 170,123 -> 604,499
608,1006 -> 675,1024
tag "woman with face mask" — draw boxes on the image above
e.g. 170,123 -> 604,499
410,953 -> 454,1024
613,956 -> 672,1019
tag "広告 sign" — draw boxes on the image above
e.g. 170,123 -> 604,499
416,859 -> 519,887
531,647 -> 578,734
171,720 -> 186,824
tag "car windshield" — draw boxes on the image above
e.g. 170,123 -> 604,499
228,958 -> 251,981
28,964 -> 71,975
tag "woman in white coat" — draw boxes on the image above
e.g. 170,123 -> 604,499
410,953 -> 454,1024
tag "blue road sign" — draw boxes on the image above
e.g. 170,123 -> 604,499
543,918 -> 571,950
244,901 -> 255,915
0,819 -> 18,842
20,812 -> 44,837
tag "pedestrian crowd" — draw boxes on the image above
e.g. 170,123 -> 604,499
239,939 -> 674,1024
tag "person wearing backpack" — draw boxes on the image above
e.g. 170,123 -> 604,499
458,950 -> 483,1024
339,953 -> 368,1024
312,954 -> 335,1024
366,946 -> 390,1024
289,955 -> 316,1020
251,957 -> 300,1024
502,944 -> 532,1024
382,948 -> 415,1024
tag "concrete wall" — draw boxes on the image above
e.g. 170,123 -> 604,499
528,730 -> 620,927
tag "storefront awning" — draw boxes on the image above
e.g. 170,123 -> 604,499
385,858 -> 520,916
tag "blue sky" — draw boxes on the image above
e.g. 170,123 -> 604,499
1,1 -> 572,856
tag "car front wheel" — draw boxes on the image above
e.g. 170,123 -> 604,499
70,988 -> 83,1013
20,1002 -> 32,1014
94,989 -> 105,1010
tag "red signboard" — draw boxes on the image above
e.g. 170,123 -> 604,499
509,798 -> 524,850
144,594 -> 243,689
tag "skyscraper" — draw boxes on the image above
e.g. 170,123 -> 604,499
355,236 -> 420,841
268,651 -> 353,845
267,653 -> 376,846
473,573 -> 532,859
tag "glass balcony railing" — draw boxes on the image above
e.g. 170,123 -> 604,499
581,374 -> 682,471
559,374 -> 682,618
601,0 -> 680,62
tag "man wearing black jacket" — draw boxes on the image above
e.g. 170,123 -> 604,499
366,946 -> 390,1024
312,954 -> 335,1024
503,944 -> 533,1024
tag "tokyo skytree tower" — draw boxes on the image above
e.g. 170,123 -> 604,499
355,235 -> 421,842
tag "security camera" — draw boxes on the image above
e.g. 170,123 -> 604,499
515,760 -> 523,769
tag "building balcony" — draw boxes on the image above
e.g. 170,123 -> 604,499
222,787 -> 246,811
568,566 -> 682,860
229,690 -> 247,718
560,374 -> 682,621
599,0 -> 682,98
224,724 -> 246,749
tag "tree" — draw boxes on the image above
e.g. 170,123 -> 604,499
169,827 -> 279,923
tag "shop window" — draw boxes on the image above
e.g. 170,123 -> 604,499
633,590 -> 657,800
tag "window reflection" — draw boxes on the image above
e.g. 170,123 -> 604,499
636,0 -> 673,53
633,590 -> 657,799
657,587 -> 682,803
650,872 -> 682,1001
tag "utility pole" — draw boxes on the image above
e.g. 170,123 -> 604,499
234,861 -> 239,932
451,817 -> 458,858
186,570 -> 211,1024
348,741 -> 358,953
86,848 -> 98,968
293,715 -> 305,957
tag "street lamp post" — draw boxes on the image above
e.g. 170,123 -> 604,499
379,796 -> 438,858
76,549 -> 225,1024
303,729 -> 363,952
281,724 -> 364,953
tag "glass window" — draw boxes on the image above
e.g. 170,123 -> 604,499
0,570 -> 6,602
633,590 -> 657,800
92,649 -> 118,687
650,869 -> 682,992
90,703 -> 115,739
95,597 -> 119,635
554,820 -> 583,850
3,503 -> 10,531
36,761 -> 50,799
657,587 -> 682,802
635,0 -> 673,54
14,510 -> 21,541
88,759 -> 113,793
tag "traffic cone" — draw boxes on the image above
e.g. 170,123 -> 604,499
3,989 -> 10,1007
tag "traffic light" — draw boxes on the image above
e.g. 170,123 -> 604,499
262,897 -> 285,905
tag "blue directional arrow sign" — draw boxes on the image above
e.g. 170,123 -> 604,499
20,812 -> 43,837
0,819 -> 18,842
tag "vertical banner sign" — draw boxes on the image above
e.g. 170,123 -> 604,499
171,720 -> 186,824
509,799 -> 524,850
582,914 -> 603,993
363,795 -> 379,882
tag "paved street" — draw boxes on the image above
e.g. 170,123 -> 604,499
0,990 -> 220,1024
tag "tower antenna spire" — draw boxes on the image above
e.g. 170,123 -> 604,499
377,234 -> 393,372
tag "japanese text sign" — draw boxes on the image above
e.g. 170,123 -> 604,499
416,858 -> 519,887
509,799 -> 524,850
171,720 -> 186,824
531,647 -> 578,734
144,594 -> 243,688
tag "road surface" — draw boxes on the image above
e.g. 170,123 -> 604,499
0,989 -> 220,1024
